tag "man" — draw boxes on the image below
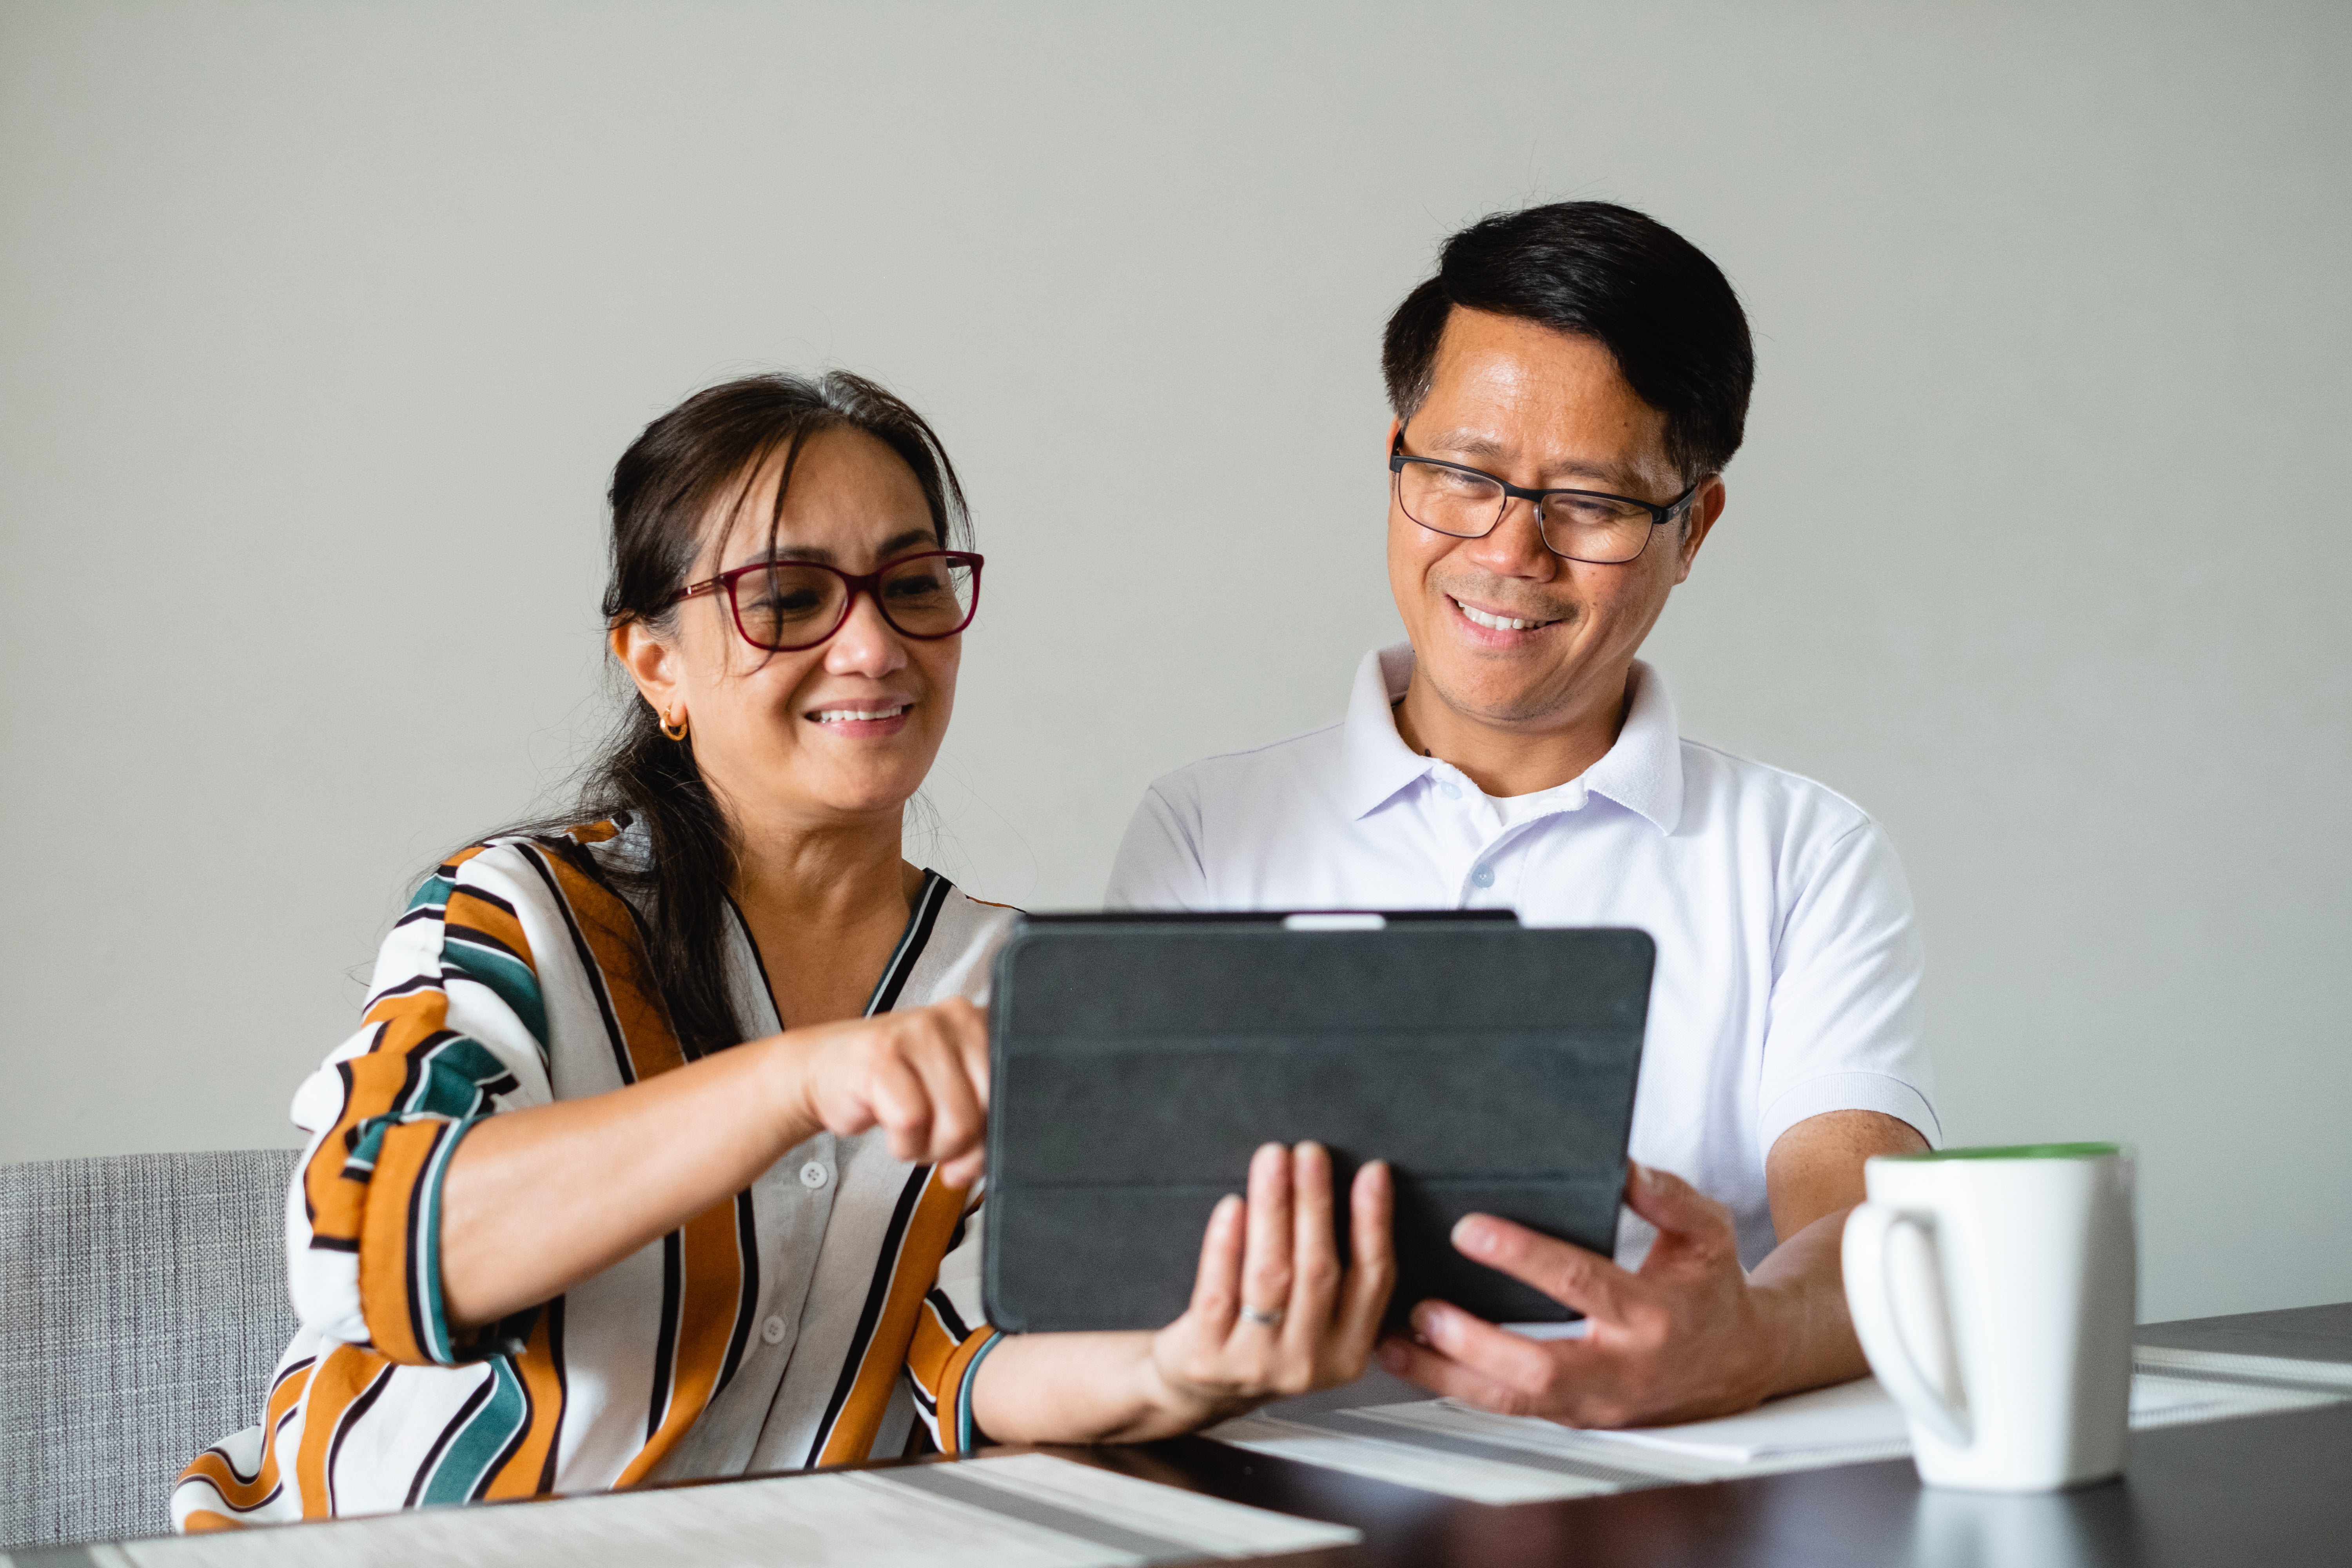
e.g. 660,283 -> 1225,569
1105,201 -> 1936,1426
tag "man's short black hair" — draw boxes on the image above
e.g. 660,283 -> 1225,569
1382,201 -> 1755,483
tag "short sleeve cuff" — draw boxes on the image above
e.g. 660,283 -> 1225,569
1757,1071 -> 1942,1160
358,1112 -> 530,1366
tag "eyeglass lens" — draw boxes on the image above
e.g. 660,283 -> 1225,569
1395,461 -> 1658,564
730,557 -> 978,650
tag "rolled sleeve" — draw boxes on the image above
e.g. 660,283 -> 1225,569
1759,1070 -> 1942,1158
288,845 -> 554,1367
1756,820 -> 1938,1160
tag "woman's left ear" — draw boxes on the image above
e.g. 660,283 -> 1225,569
611,619 -> 681,724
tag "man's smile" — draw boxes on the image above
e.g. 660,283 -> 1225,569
1447,593 -> 1563,633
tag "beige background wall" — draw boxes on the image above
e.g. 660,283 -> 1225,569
2,2 -> 2345,1323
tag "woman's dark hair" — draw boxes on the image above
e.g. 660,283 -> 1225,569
504,370 -> 969,1059
1381,201 -> 1755,483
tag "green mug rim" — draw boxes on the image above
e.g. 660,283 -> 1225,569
1885,1141 -> 2125,1163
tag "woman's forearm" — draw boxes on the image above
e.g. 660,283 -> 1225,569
438,1036 -> 814,1328
968,1331 -> 1218,1445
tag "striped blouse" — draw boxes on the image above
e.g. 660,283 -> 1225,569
172,819 -> 1013,1530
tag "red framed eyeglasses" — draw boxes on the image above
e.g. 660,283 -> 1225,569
672,550 -> 984,652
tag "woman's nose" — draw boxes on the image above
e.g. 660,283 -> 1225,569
822,591 -> 909,676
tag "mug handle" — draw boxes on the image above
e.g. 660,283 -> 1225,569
1842,1202 -> 1971,1448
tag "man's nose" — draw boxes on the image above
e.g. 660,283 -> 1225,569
1463,494 -> 1557,577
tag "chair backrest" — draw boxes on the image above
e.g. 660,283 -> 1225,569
0,1148 -> 301,1549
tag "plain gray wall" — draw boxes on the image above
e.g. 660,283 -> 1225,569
2,2 -> 2345,1324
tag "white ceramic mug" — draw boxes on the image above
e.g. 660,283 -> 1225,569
1842,1143 -> 2136,1491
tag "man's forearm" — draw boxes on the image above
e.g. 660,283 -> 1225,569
1745,1203 -> 1871,1397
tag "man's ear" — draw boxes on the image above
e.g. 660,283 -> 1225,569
1673,477 -> 1728,585
610,618 -> 681,722
1385,415 -> 1403,453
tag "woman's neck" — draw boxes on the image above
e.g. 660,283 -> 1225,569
723,803 -> 920,1028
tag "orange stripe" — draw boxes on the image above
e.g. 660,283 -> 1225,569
612,1196 -> 746,1486
305,987 -> 457,1248
177,1363 -> 315,1510
932,1327 -> 999,1455
565,820 -> 621,847
482,1310 -> 571,1499
537,837 -> 748,1487
294,1346 -> 392,1519
535,849 -> 686,1080
357,1120 -> 450,1363
445,887 -> 532,962
815,1171 -> 969,1466
905,1303 -> 958,1397
182,1510 -> 246,1534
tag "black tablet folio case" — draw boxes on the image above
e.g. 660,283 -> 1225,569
981,921 -> 1654,1333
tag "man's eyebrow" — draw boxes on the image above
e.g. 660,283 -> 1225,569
1416,430 -> 1647,492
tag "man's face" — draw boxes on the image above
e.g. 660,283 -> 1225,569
1386,307 -> 1721,731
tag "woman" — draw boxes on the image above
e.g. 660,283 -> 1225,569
172,372 -> 1393,1529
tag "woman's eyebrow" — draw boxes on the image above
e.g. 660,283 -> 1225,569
723,528 -> 938,572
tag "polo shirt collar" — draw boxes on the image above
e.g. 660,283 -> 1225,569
1338,643 -> 1685,835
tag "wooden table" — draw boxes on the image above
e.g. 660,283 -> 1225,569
1051,1303 -> 2352,1567
25,1305 -> 2349,1568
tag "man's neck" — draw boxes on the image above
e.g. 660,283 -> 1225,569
1391,661 -> 1635,799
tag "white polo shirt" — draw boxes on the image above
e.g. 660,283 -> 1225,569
1105,644 -> 1938,1269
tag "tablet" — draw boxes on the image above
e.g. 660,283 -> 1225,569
980,916 -> 1653,1333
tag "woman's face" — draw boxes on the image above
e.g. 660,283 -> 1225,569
618,426 -> 961,836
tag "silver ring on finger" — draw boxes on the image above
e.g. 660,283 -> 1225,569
1239,1303 -> 1286,1329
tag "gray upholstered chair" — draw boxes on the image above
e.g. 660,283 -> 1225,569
0,1149 -> 301,1549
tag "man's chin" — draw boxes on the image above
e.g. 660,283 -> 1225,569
1414,661 -> 1580,729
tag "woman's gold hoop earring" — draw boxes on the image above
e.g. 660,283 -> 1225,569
659,709 -> 690,742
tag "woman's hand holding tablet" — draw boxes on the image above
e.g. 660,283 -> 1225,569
1142,1142 -> 1396,1426
969,1142 -> 1396,1444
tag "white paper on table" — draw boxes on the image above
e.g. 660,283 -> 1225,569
106,1455 -> 1357,1568
1569,1377 -> 1911,1463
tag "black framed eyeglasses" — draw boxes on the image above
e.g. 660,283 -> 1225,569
672,550 -> 984,652
1389,426 -> 1701,565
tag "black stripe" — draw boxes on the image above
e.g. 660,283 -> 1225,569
201,1352 -> 315,1488
926,1285 -> 971,1345
535,1297 -> 568,1494
321,1361 -> 396,1516
443,924 -> 526,962
517,844 -> 637,1087
367,974 -> 443,1003
452,885 -> 520,918
727,893 -> 784,1035
867,873 -> 949,1017
393,906 -> 443,930
403,1372 -> 494,1507
715,1189 -> 760,1395
803,1164 -> 931,1466
472,1360 -> 534,1503
396,1120 -> 451,1362
646,1229 -> 684,1441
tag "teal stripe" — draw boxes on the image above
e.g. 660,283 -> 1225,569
956,1331 -> 1005,1453
419,1359 -> 528,1506
415,1115 -> 479,1365
408,1036 -> 512,1120
441,939 -> 549,1049
407,876 -> 457,912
